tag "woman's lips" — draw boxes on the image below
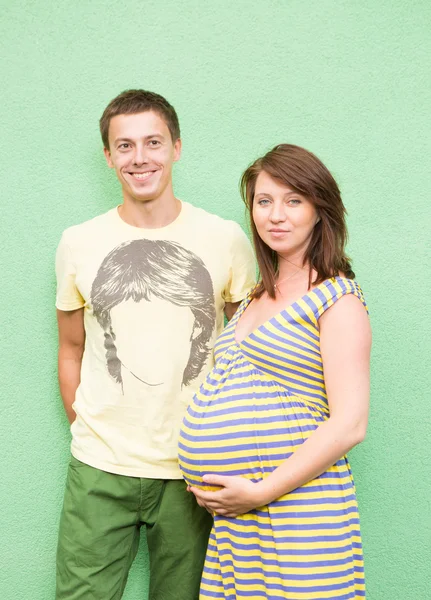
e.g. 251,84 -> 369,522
268,229 -> 289,237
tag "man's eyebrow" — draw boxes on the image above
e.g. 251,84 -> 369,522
113,134 -> 166,144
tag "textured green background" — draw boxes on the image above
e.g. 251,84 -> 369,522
1,1 -> 430,598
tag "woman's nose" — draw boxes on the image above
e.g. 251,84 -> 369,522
269,204 -> 286,223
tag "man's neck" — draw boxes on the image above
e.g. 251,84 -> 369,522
118,191 -> 181,229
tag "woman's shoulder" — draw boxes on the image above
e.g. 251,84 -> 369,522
309,276 -> 368,321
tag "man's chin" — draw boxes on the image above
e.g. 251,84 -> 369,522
127,190 -> 159,204
135,195 -> 157,203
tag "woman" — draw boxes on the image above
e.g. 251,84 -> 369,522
179,144 -> 371,599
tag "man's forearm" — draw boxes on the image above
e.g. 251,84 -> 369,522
58,353 -> 83,424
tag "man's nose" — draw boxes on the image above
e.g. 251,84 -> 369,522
132,145 -> 148,166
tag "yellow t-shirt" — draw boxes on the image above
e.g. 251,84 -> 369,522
56,201 -> 256,478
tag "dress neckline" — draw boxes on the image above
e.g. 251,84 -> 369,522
234,276 -> 351,345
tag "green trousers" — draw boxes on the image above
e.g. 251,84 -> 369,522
56,456 -> 212,600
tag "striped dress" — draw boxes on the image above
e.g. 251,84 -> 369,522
178,277 -> 367,599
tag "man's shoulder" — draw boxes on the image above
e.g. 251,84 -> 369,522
184,202 -> 244,238
60,208 -> 116,245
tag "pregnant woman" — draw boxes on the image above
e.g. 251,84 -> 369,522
179,144 -> 371,600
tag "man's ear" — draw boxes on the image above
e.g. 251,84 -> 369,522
104,146 -> 114,168
173,138 -> 182,162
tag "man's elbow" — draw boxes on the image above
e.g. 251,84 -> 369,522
58,342 -> 85,362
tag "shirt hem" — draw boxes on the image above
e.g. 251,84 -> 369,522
224,293 -> 249,304
56,301 -> 85,311
71,450 -> 184,479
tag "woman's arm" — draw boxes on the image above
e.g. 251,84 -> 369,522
190,294 -> 371,517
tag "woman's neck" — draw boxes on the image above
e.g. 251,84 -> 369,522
277,253 -> 307,278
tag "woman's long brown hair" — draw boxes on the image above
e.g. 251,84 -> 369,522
240,144 -> 354,299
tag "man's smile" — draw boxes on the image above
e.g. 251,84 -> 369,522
128,170 -> 158,181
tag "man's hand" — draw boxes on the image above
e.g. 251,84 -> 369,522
189,474 -> 266,518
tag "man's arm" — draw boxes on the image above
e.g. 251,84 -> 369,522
224,301 -> 241,321
223,222 -> 256,321
57,308 -> 85,424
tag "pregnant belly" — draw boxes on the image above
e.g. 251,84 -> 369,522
178,423 -> 262,491
178,394 -> 322,491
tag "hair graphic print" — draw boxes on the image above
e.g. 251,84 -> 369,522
90,239 -> 216,391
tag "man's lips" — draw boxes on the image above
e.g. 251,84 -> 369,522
128,170 -> 158,181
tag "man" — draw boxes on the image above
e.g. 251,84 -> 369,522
55,89 -> 255,600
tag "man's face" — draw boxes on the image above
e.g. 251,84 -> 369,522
104,111 -> 181,204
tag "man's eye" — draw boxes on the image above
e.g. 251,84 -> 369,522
119,143 -> 130,149
149,140 -> 161,146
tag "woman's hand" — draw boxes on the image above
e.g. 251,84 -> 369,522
189,474 -> 266,518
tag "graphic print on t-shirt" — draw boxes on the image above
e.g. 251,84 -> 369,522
90,239 -> 216,393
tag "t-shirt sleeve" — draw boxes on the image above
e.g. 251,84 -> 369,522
223,222 -> 256,303
55,232 -> 85,311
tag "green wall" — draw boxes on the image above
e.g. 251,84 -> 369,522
1,1 -> 430,598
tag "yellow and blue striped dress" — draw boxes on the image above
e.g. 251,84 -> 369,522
179,277 -> 367,599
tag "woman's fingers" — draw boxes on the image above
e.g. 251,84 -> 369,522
196,498 -> 215,514
189,486 -> 221,503
189,485 -> 240,517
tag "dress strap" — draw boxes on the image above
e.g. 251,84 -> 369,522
307,277 -> 368,321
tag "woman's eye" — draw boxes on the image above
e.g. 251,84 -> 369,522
257,198 -> 270,206
288,198 -> 301,205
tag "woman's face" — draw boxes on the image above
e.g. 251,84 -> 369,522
252,170 -> 319,261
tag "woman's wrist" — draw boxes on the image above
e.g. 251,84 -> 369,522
255,478 -> 278,507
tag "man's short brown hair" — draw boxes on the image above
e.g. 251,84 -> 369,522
99,89 -> 180,149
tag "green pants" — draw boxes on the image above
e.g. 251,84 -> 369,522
56,456 -> 212,600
